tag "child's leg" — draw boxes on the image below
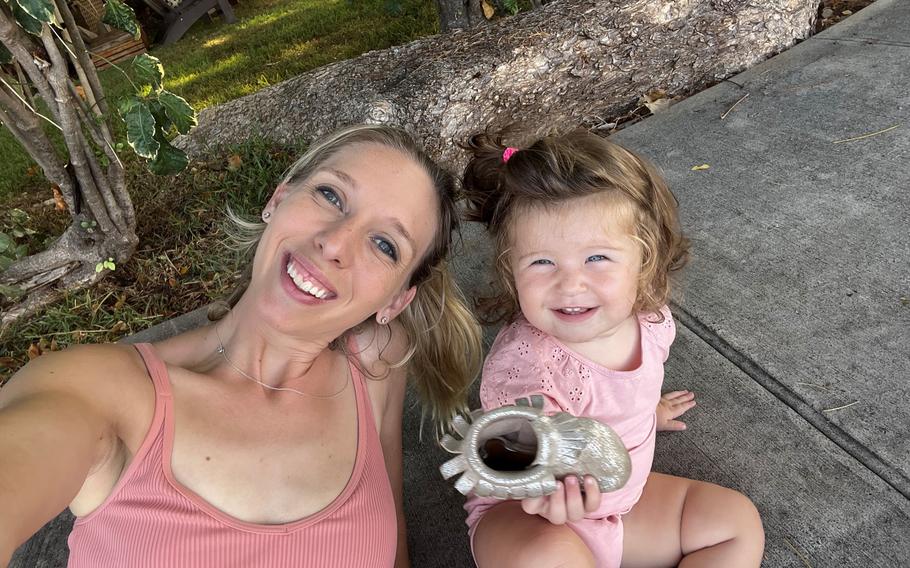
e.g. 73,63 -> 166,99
621,472 -> 764,568
472,501 -> 596,568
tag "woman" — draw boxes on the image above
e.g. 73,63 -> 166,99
0,125 -> 483,567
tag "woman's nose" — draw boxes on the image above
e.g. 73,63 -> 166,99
315,222 -> 354,267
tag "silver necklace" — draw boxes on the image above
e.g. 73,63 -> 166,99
213,323 -> 349,399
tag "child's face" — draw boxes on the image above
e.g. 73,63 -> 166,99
509,195 -> 641,350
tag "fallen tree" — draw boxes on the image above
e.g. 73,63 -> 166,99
179,0 -> 819,168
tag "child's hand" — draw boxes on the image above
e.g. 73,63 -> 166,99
520,475 -> 601,524
656,390 -> 696,431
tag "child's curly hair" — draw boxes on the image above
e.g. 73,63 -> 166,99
462,128 -> 690,324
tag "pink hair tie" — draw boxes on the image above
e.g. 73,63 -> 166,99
502,147 -> 519,163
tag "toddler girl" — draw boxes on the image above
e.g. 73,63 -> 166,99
460,130 -> 764,568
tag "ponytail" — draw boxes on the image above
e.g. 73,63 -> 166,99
397,262 -> 483,436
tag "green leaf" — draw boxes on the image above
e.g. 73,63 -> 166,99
502,0 -> 519,15
95,262 -> 104,273
132,54 -> 164,93
11,228 -> 25,238
0,42 -> 12,65
158,91 -> 196,135
147,100 -> 173,132
119,96 -> 159,159
10,209 -> 28,223
11,2 -> 44,35
102,0 -> 140,40
14,244 -> 28,259
0,233 -> 12,253
0,256 -> 13,271
13,0 -> 56,25
148,136 -> 188,176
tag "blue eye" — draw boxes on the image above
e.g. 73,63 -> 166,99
373,237 -> 399,262
586,254 -> 608,262
317,186 -> 343,209
530,259 -> 553,266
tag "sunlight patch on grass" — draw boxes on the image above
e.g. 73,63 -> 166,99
202,36 -> 228,49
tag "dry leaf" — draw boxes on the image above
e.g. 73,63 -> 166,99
114,293 -> 127,310
49,338 -> 59,351
75,85 -> 86,100
639,89 -> 672,114
111,321 -> 128,333
52,185 -> 67,211
691,164 -> 710,171
168,276 -> 178,288
481,0 -> 495,19
226,154 -> 243,171
27,343 -> 42,360
644,98 -> 671,114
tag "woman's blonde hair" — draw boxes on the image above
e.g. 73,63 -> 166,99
461,129 -> 690,324
217,124 -> 483,431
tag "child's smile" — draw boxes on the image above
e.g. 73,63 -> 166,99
509,194 -> 642,368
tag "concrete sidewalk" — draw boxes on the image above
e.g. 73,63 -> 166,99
13,1 -> 910,566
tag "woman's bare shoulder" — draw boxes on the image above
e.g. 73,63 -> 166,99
3,342 -> 152,408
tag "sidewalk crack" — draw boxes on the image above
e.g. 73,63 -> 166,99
670,302 -> 910,500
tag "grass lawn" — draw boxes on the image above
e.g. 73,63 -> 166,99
0,0 -> 439,379
0,0 -> 438,199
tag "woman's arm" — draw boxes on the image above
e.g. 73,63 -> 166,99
0,348 -> 121,565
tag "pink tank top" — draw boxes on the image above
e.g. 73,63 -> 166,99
67,343 -> 397,567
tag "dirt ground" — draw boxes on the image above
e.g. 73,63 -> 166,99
817,0 -> 876,31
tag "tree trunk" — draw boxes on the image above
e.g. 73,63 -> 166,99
179,0 -> 818,170
435,0 -> 486,32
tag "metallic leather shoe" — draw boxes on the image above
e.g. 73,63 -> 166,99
439,395 -> 632,499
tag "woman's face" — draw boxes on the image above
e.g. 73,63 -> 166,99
249,142 -> 439,337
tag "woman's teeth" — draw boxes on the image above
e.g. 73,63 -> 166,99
287,262 -> 329,299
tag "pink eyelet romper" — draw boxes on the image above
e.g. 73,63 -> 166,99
464,307 -> 676,568
67,343 -> 397,567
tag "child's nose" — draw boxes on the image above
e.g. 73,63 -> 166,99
558,269 -> 587,295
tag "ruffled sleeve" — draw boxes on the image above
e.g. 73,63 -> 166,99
639,305 -> 676,362
478,319 -> 583,415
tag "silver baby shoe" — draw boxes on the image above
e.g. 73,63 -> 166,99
439,395 -> 632,499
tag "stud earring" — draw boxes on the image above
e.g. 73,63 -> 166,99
379,315 -> 389,325
262,211 -> 271,220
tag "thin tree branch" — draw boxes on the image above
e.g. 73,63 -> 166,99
53,0 -> 111,117
0,86 -> 78,212
40,24 -> 116,235
0,8 -> 62,124
0,73 -> 62,130
13,61 -> 36,109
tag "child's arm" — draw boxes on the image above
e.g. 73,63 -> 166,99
656,390 -> 696,431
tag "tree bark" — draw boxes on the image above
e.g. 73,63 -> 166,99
435,0 -> 486,32
179,0 -> 818,170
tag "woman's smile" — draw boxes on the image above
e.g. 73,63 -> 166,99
283,252 -> 337,301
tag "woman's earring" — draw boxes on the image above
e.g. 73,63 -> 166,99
262,211 -> 271,221
379,315 -> 389,325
